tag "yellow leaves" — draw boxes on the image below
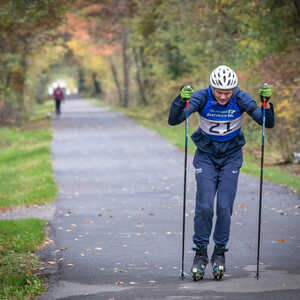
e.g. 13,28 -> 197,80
275,88 -> 300,126
240,40 -> 249,47
66,38 -> 105,73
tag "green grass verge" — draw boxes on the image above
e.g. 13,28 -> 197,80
0,219 -> 47,299
88,99 -> 300,193
28,100 -> 54,123
0,101 -> 57,208
0,100 -> 57,299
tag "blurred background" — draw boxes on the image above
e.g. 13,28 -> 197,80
0,0 -> 299,170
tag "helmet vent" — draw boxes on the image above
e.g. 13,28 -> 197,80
209,65 -> 238,89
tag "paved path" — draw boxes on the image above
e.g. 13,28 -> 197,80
39,98 -> 300,300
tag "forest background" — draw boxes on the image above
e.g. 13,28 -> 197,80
1,0 -> 300,170
1,1 -> 299,297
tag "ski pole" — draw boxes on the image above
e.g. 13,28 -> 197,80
181,95 -> 190,280
256,83 -> 269,280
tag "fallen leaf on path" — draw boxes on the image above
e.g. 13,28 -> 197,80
238,203 -> 247,211
47,261 -> 56,265
115,269 -> 127,273
115,281 -> 124,285
67,264 -> 73,267
276,209 -> 287,216
136,222 -> 144,228
279,240 -> 286,243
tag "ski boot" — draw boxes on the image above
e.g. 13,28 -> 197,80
191,245 -> 208,281
211,244 -> 228,280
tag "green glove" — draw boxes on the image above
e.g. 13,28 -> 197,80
180,85 -> 194,100
259,83 -> 272,101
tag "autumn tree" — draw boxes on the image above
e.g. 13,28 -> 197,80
0,0 -> 69,124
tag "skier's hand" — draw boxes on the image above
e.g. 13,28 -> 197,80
259,83 -> 272,102
180,85 -> 194,101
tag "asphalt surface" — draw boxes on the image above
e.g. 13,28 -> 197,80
39,98 -> 300,300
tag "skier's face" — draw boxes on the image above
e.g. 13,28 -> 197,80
212,88 -> 234,105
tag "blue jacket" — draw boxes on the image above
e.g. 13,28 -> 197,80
168,86 -> 275,157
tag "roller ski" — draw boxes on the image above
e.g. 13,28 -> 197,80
191,245 -> 208,281
211,244 -> 228,280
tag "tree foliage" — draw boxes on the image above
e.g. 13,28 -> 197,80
0,0 -> 69,124
1,0 -> 299,159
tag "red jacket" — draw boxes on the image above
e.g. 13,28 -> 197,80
53,87 -> 64,101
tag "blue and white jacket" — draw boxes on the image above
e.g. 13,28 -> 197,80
168,86 -> 275,157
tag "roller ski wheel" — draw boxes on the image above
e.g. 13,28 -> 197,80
192,268 -> 204,281
211,244 -> 228,281
212,265 -> 224,280
191,245 -> 208,281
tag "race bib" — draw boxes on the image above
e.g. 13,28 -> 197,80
198,115 -> 243,136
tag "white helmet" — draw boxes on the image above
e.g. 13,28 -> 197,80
209,65 -> 238,89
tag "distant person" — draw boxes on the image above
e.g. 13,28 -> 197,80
53,86 -> 64,115
168,65 -> 275,280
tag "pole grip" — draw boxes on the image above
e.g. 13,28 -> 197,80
263,99 -> 266,109
185,99 -> 189,110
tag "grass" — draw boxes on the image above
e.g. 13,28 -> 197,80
88,98 -> 300,193
0,219 -> 47,300
0,100 -> 56,299
0,101 -> 57,209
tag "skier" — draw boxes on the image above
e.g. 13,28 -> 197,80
168,65 -> 275,280
53,85 -> 64,115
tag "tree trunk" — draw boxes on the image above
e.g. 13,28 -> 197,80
132,47 -> 147,105
78,68 -> 86,94
109,57 -> 123,104
36,71 -> 49,104
122,30 -> 129,107
92,72 -> 102,96
294,0 -> 300,25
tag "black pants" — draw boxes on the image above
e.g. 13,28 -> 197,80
55,100 -> 61,114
